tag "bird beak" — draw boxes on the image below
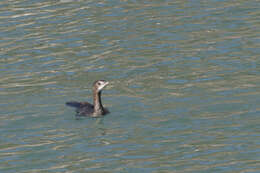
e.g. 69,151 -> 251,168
104,81 -> 109,86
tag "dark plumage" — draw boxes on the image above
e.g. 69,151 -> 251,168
66,80 -> 109,117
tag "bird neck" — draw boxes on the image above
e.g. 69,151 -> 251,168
93,90 -> 104,114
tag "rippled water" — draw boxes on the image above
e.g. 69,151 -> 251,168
1,0 -> 260,172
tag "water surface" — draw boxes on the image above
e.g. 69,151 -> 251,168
0,0 -> 260,172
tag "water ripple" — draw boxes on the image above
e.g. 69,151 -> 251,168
0,0 -> 260,172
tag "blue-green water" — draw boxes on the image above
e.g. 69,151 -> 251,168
1,0 -> 260,172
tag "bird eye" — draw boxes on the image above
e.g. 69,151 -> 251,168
97,82 -> 101,85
